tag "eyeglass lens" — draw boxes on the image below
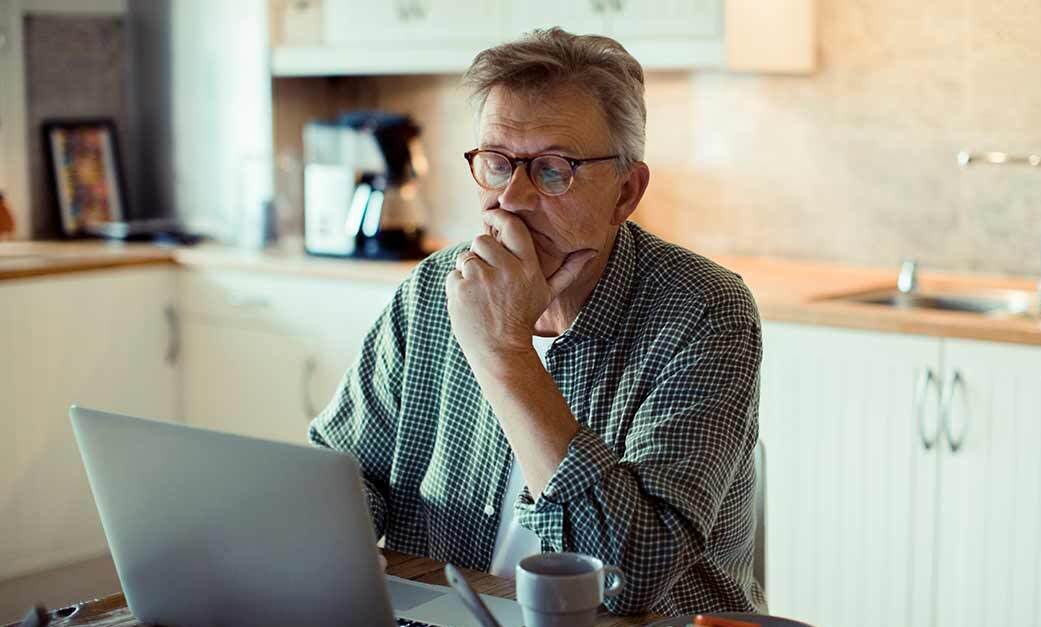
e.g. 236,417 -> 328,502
471,152 -> 573,195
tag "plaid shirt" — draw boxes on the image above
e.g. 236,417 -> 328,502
309,221 -> 765,615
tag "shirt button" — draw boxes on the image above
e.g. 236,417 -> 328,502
484,504 -> 495,516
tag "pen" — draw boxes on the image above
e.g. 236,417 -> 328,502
444,563 -> 503,627
694,615 -> 757,627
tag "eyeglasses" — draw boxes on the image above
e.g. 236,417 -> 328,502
463,149 -> 619,196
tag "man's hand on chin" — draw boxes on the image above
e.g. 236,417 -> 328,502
444,209 -> 595,376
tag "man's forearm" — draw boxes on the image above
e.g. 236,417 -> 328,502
470,348 -> 579,499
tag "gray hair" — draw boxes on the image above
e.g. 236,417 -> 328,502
462,27 -> 646,173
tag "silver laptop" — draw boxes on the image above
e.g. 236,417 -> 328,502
69,405 -> 524,627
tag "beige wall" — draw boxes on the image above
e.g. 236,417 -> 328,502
275,0 -> 1041,276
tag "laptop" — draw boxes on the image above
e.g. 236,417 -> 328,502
69,405 -> 525,627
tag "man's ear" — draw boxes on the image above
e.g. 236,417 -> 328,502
610,162 -> 651,226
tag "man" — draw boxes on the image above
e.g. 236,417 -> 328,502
310,28 -> 764,616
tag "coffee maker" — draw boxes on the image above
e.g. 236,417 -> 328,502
303,112 -> 427,259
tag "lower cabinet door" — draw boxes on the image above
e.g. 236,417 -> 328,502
4,268 -> 179,580
759,322 -> 942,627
934,339 -> 1041,627
0,283 -> 20,577
181,319 -> 317,445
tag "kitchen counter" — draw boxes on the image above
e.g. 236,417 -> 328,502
0,239 -> 419,284
2,240 -> 1039,346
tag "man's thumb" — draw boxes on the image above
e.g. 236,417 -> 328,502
547,249 -> 598,297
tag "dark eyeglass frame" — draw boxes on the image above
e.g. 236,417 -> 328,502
463,148 -> 620,196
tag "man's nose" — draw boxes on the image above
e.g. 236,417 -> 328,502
497,162 -> 538,212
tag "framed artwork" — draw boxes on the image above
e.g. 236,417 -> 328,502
43,119 -> 126,236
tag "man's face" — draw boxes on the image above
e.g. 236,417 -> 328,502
476,85 -> 625,279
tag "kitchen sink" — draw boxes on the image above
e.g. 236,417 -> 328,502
824,287 -> 1041,318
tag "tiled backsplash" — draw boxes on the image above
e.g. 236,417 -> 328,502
274,0 -> 1041,277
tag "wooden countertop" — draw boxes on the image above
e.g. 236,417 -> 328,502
1,549 -> 658,627
2,240 -> 1039,346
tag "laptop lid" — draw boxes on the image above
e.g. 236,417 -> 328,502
69,405 -> 396,627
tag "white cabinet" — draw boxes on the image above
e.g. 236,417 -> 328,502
0,281 -> 19,572
277,0 -> 504,75
760,322 -> 940,627
933,339 -> 1041,627
0,264 -> 394,582
272,0 -> 814,75
324,0 -> 503,46
510,0 -> 726,69
508,1 -> 612,38
612,0 -> 722,39
181,320 -> 319,444
178,269 -> 395,444
761,322 -> 1041,627
1,267 -> 180,581
612,0 -> 726,70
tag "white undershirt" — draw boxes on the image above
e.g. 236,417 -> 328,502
488,334 -> 558,578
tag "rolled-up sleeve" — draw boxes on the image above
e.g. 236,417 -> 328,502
308,276 -> 412,540
515,318 -> 761,615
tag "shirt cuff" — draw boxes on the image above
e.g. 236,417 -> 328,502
515,427 -> 618,547
362,480 -> 387,540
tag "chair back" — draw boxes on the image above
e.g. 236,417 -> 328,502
753,441 -> 766,590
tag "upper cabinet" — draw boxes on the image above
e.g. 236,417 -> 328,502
271,0 -> 815,76
274,0 -> 505,75
507,1 -> 617,40
509,0 -> 727,70
324,0 -> 503,46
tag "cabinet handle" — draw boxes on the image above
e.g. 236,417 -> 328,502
412,0 -> 428,20
302,356 -> 319,419
227,294 -> 270,309
915,367 -> 940,450
164,305 -> 180,366
941,371 -> 970,453
394,0 -> 411,21
591,0 -> 606,14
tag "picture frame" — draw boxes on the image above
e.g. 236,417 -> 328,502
43,118 -> 127,237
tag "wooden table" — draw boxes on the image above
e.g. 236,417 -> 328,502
4,550 -> 659,627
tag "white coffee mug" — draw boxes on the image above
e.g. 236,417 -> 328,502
515,552 -> 625,627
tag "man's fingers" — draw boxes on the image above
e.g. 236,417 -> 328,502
469,234 -> 513,268
445,268 -> 462,295
454,250 -> 488,278
481,209 -> 537,262
546,249 -> 598,297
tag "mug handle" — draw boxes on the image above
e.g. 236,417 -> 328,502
603,565 -> 625,598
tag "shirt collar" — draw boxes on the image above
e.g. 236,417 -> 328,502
564,221 -> 636,340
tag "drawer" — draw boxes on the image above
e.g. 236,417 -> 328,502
177,269 -> 397,339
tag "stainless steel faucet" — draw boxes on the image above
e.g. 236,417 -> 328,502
898,259 -> 918,294
957,150 -> 1041,310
